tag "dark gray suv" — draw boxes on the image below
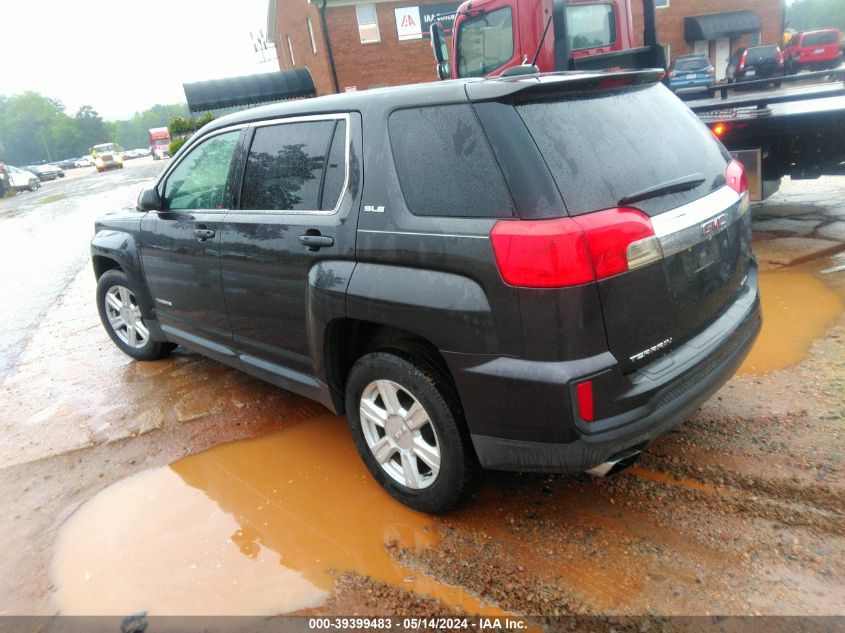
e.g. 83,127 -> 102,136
91,70 -> 761,512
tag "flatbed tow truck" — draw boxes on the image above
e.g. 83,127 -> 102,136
687,69 -> 845,200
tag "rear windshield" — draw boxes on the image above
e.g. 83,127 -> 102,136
515,83 -> 730,216
746,46 -> 778,64
674,57 -> 709,71
802,31 -> 838,46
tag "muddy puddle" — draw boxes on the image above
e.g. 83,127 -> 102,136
738,266 -> 842,375
51,415 -> 500,616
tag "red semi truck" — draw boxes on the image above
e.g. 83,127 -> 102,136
430,0 -> 665,79
148,127 -> 172,161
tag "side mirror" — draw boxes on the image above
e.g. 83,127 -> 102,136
436,62 -> 451,80
137,187 -> 162,211
430,22 -> 449,64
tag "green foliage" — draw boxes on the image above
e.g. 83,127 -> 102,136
0,92 -> 189,164
786,0 -> 845,33
169,138 -> 187,156
168,112 -> 215,138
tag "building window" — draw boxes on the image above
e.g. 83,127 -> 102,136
356,4 -> 380,44
655,0 -> 669,7
307,17 -> 317,54
287,35 -> 295,65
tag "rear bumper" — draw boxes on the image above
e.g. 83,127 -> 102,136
446,265 -> 761,473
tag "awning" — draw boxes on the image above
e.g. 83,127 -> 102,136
684,11 -> 762,43
183,68 -> 315,113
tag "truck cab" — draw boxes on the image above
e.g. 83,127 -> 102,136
432,0 -> 664,79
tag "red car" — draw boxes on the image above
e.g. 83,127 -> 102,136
784,29 -> 842,73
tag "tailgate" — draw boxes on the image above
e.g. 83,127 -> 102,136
515,82 -> 753,372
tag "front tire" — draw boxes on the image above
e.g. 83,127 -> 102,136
345,350 -> 480,513
96,270 -> 175,361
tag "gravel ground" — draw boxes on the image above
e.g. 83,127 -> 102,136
0,174 -> 843,619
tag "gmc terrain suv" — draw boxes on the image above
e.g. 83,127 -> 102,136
91,70 -> 761,513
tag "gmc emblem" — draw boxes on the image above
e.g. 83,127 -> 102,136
702,214 -> 727,237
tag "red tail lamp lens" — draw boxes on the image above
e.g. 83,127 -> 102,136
490,209 -> 659,288
726,159 -> 748,194
577,381 -> 594,422
712,123 -> 727,138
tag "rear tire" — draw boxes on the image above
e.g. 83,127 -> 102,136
96,270 -> 175,361
28,180 -> 39,191
345,350 -> 480,513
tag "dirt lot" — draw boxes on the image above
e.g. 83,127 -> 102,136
0,175 -> 843,619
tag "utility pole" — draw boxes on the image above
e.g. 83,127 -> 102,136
39,128 -> 52,162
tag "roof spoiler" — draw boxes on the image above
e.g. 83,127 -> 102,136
465,69 -> 665,102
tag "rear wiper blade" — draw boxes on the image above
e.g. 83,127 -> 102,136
618,173 -> 706,206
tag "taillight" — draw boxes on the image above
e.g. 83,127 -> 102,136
726,159 -> 750,215
707,67 -> 715,75
777,48 -> 784,66
490,208 -> 662,288
712,122 -> 727,138
726,159 -> 747,194
739,50 -> 748,70
668,70 -> 677,78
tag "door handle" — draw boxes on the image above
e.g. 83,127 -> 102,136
298,232 -> 334,251
193,228 -> 215,241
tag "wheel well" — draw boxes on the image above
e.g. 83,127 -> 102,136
324,319 -> 458,415
92,256 -> 123,279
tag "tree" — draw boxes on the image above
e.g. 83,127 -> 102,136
785,0 -> 845,32
75,105 -> 109,151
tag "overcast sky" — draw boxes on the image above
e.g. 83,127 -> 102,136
1,0 -> 272,120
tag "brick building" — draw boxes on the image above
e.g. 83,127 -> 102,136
267,0 -> 784,93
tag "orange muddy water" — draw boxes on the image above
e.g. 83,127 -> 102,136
738,267 -> 842,375
51,416 -> 500,616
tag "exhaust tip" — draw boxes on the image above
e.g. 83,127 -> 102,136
585,448 -> 642,478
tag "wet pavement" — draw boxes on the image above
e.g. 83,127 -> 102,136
0,171 -> 844,618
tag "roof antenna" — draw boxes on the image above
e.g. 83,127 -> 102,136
531,14 -> 553,67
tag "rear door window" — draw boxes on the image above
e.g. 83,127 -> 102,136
388,104 -> 514,218
674,57 -> 709,71
746,46 -> 778,64
240,118 -> 347,212
516,83 -> 729,217
802,31 -> 838,46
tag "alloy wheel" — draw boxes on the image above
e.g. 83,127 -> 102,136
359,379 -> 441,489
104,285 -> 150,349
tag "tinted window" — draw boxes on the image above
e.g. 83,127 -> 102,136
389,104 -> 514,218
457,7 -> 514,78
240,119 -> 345,211
802,31 -> 838,46
164,130 -> 239,210
566,3 -> 616,51
674,57 -> 710,71
746,46 -> 778,64
516,83 -> 730,217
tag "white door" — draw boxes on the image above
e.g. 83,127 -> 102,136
694,40 -> 708,56
715,38 -> 730,82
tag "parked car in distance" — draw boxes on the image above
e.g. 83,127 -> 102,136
123,149 -> 141,160
726,45 -> 785,86
90,143 -> 124,172
75,157 -> 94,168
667,54 -> 715,95
7,165 -> 40,191
57,159 -> 78,170
25,164 -> 65,181
90,70 -> 761,513
784,29 -> 842,73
